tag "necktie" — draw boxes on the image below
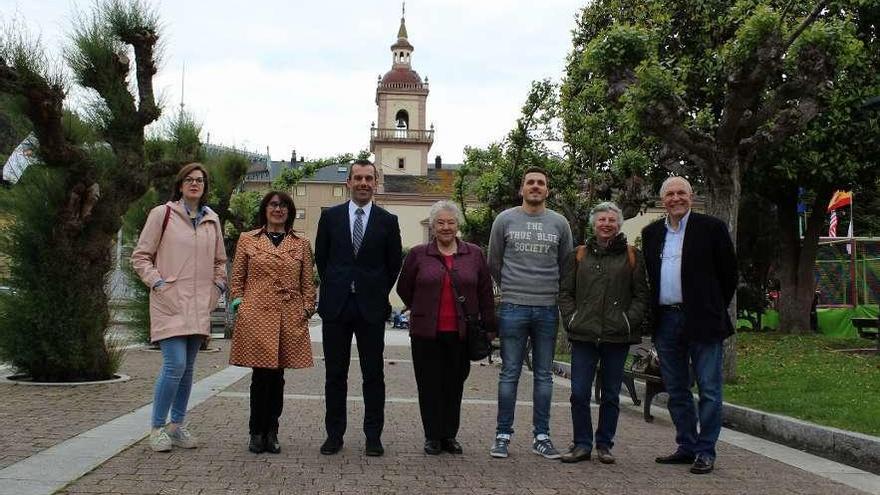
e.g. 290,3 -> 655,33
352,208 -> 365,256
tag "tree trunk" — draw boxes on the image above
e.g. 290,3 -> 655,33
704,163 -> 741,383
775,186 -> 832,333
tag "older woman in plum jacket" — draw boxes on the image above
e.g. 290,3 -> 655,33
397,200 -> 496,455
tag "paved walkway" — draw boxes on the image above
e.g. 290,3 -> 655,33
1,326 -> 878,494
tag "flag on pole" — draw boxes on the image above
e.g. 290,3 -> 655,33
827,190 -> 853,212
846,218 -> 854,254
829,210 -> 838,237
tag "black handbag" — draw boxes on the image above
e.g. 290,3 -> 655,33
439,259 -> 491,361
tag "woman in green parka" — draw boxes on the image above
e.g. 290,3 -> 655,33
558,201 -> 649,464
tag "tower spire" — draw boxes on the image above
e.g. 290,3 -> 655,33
398,2 -> 408,39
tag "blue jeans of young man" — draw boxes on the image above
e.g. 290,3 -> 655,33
654,309 -> 724,459
570,341 -> 629,451
496,303 -> 558,438
151,335 -> 203,428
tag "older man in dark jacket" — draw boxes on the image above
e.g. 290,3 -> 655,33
641,177 -> 737,475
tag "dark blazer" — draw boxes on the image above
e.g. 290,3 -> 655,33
396,240 -> 496,340
315,201 -> 403,324
641,211 -> 737,343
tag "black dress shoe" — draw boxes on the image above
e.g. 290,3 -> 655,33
424,440 -> 442,455
655,450 -> 696,464
365,439 -> 384,457
690,454 -> 715,474
441,438 -> 463,454
248,434 -> 265,454
264,431 -> 281,454
320,437 -> 344,455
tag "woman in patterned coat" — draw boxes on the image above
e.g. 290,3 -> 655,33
229,190 -> 316,454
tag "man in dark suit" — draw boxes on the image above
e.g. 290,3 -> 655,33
641,176 -> 737,475
314,159 -> 402,456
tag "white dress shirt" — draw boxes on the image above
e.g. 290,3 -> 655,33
659,209 -> 690,305
348,200 -> 373,242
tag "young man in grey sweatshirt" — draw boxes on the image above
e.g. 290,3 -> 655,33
487,167 -> 573,460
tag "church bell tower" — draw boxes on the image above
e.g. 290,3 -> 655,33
370,5 -> 433,178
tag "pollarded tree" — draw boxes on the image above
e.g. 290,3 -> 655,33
570,0 -> 864,378
0,1 -> 183,381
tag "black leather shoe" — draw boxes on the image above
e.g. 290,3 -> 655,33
690,454 -> 715,474
320,437 -> 344,455
248,434 -> 265,454
264,431 -> 281,454
365,439 -> 384,457
655,450 -> 696,464
424,440 -> 442,455
441,438 -> 463,454
560,446 -> 591,463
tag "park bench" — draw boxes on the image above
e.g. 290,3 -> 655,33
595,344 -> 663,422
594,343 -> 696,423
851,317 -> 879,351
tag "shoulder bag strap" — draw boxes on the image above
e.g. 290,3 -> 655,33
436,257 -> 470,318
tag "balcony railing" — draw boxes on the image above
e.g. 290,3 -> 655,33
370,127 -> 434,144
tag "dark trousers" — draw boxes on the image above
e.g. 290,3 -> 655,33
322,295 -> 386,441
249,368 -> 285,435
411,332 -> 470,441
570,341 -> 629,450
654,309 -> 724,459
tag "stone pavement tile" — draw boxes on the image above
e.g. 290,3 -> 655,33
57,349 -> 869,495
0,341 -> 232,469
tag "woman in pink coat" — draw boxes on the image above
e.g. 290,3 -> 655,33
132,163 -> 228,452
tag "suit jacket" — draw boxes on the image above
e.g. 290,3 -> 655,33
641,211 -> 737,343
315,201 -> 403,324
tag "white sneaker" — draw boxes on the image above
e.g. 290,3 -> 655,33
167,423 -> 198,449
149,428 -> 172,452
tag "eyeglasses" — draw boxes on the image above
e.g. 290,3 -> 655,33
183,177 -> 205,185
268,201 -> 289,210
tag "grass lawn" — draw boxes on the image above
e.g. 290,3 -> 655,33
725,332 -> 879,436
554,333 -> 880,436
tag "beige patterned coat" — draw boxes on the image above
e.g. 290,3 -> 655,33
229,229 -> 316,369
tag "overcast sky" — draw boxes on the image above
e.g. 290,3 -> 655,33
2,0 -> 584,163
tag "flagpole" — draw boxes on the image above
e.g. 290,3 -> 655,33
849,194 -> 857,306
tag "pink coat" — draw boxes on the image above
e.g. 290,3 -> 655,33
131,201 -> 228,343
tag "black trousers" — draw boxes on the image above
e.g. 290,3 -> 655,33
411,332 -> 470,441
322,294 -> 386,441
249,368 -> 285,435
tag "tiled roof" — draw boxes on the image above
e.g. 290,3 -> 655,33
300,163 -> 350,183
383,169 -> 456,195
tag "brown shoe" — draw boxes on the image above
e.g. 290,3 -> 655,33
560,446 -> 591,463
596,446 -> 615,464
690,454 -> 715,474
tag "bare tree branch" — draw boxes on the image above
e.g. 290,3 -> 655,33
784,0 -> 829,52
0,57 -> 83,166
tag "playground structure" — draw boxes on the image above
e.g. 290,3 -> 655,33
814,237 -> 880,307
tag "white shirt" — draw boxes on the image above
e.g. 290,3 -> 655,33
348,200 -> 373,243
659,209 -> 690,305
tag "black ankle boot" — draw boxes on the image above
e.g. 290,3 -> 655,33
264,431 -> 281,454
249,434 -> 265,454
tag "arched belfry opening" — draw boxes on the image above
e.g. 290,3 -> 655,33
395,109 -> 409,128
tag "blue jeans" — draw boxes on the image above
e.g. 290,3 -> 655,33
570,341 -> 629,451
495,303 -> 558,438
654,309 -> 723,459
151,335 -> 202,428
